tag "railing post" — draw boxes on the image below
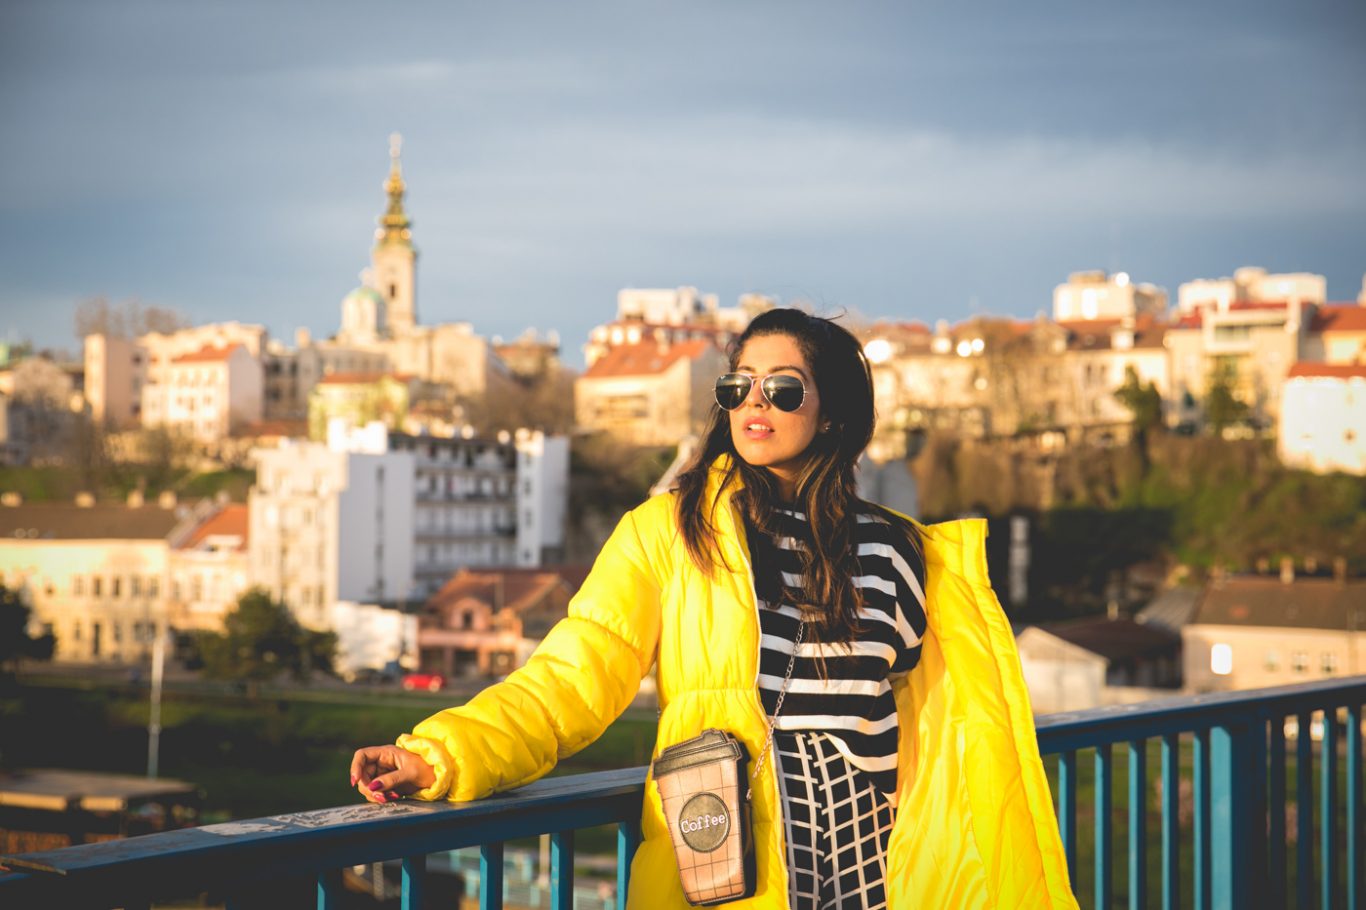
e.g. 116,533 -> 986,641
1210,717 -> 1265,909
617,819 -> 640,910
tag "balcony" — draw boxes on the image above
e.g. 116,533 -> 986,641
2,677 -> 1361,909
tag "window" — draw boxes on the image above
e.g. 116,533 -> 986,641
73,576 -> 84,596
92,577 -> 103,598
111,576 -> 122,598
130,576 -> 142,597
148,576 -> 160,597
1292,651 -> 1309,673
1263,650 -> 1280,672
1322,653 -> 1339,674
1210,643 -> 1233,676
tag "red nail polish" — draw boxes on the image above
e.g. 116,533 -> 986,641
368,780 -> 383,791
350,776 -> 357,787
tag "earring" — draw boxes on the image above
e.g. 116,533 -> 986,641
820,421 -> 833,433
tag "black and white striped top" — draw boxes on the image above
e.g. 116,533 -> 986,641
749,505 -> 928,795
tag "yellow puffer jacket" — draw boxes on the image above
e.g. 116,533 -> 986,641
398,461 -> 1077,908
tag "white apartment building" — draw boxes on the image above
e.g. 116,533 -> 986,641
1053,271 -> 1168,322
248,427 -> 416,629
142,342 -> 264,441
84,321 -> 268,431
1278,364 -> 1366,475
388,427 -> 570,597
1177,266 -> 1327,315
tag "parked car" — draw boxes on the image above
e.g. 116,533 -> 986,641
402,672 -> 446,692
344,667 -> 399,686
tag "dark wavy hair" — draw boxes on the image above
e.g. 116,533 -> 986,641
672,308 -> 920,648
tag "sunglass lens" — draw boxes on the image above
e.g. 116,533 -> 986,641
715,373 -> 752,410
762,375 -> 805,412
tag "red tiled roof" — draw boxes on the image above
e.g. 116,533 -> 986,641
1287,363 -> 1366,380
425,567 -> 588,615
1309,304 -> 1366,333
180,504 -> 248,551
173,343 -> 242,364
582,339 -> 715,379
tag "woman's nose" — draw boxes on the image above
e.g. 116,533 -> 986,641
745,378 -> 767,407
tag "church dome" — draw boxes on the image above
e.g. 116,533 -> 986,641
343,285 -> 385,308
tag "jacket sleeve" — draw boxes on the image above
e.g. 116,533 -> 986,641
397,497 -> 669,802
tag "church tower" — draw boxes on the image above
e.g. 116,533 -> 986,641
372,133 -> 417,336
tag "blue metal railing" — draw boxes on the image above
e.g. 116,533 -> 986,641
2,676 -> 1362,909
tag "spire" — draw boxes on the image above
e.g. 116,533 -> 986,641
375,132 -> 412,247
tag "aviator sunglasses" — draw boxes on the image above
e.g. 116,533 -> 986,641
714,372 -> 807,413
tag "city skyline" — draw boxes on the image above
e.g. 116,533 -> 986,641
3,0 -> 1365,366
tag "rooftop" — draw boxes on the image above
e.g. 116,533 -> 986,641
172,343 -> 242,365
1309,303 -> 1366,333
0,503 -> 184,541
582,339 -> 715,379
178,503 -> 248,552
1036,616 -> 1180,663
1286,362 -> 1366,380
1192,576 -> 1366,631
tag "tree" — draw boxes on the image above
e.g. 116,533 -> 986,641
1204,360 -> 1249,435
74,297 -> 187,340
195,589 -> 336,694
0,585 -> 56,676
1114,365 -> 1164,464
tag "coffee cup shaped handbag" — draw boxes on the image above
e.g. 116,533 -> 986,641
651,621 -> 804,906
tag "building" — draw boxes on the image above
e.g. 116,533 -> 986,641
1182,568 -> 1366,692
1304,303 -> 1366,365
416,566 -> 586,678
1016,617 -> 1181,713
1278,363 -> 1366,474
1053,271 -> 1168,322
862,313 -> 1169,447
167,503 -> 250,632
1177,266 -> 1326,315
84,322 -> 268,432
575,339 -> 727,446
329,600 -> 418,680
1164,300 -> 1309,428
583,288 -> 769,368
306,372 -> 418,441
249,422 -> 569,616
248,427 -> 417,630
0,497 -> 204,662
0,355 -> 84,464
389,428 -> 570,597
141,342 -> 264,442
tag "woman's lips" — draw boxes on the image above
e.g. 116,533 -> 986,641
743,420 -> 774,439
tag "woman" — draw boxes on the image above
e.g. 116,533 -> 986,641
351,309 -> 1076,909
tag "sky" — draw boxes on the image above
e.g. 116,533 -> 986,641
2,0 -> 1364,368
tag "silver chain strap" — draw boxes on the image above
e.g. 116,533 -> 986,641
746,619 -> 805,800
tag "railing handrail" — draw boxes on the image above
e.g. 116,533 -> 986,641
1035,676 -> 1366,751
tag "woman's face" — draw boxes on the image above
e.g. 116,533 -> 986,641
728,332 -> 822,497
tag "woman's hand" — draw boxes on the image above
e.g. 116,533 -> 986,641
349,744 -> 436,804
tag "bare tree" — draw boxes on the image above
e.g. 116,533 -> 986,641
74,297 -> 188,340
